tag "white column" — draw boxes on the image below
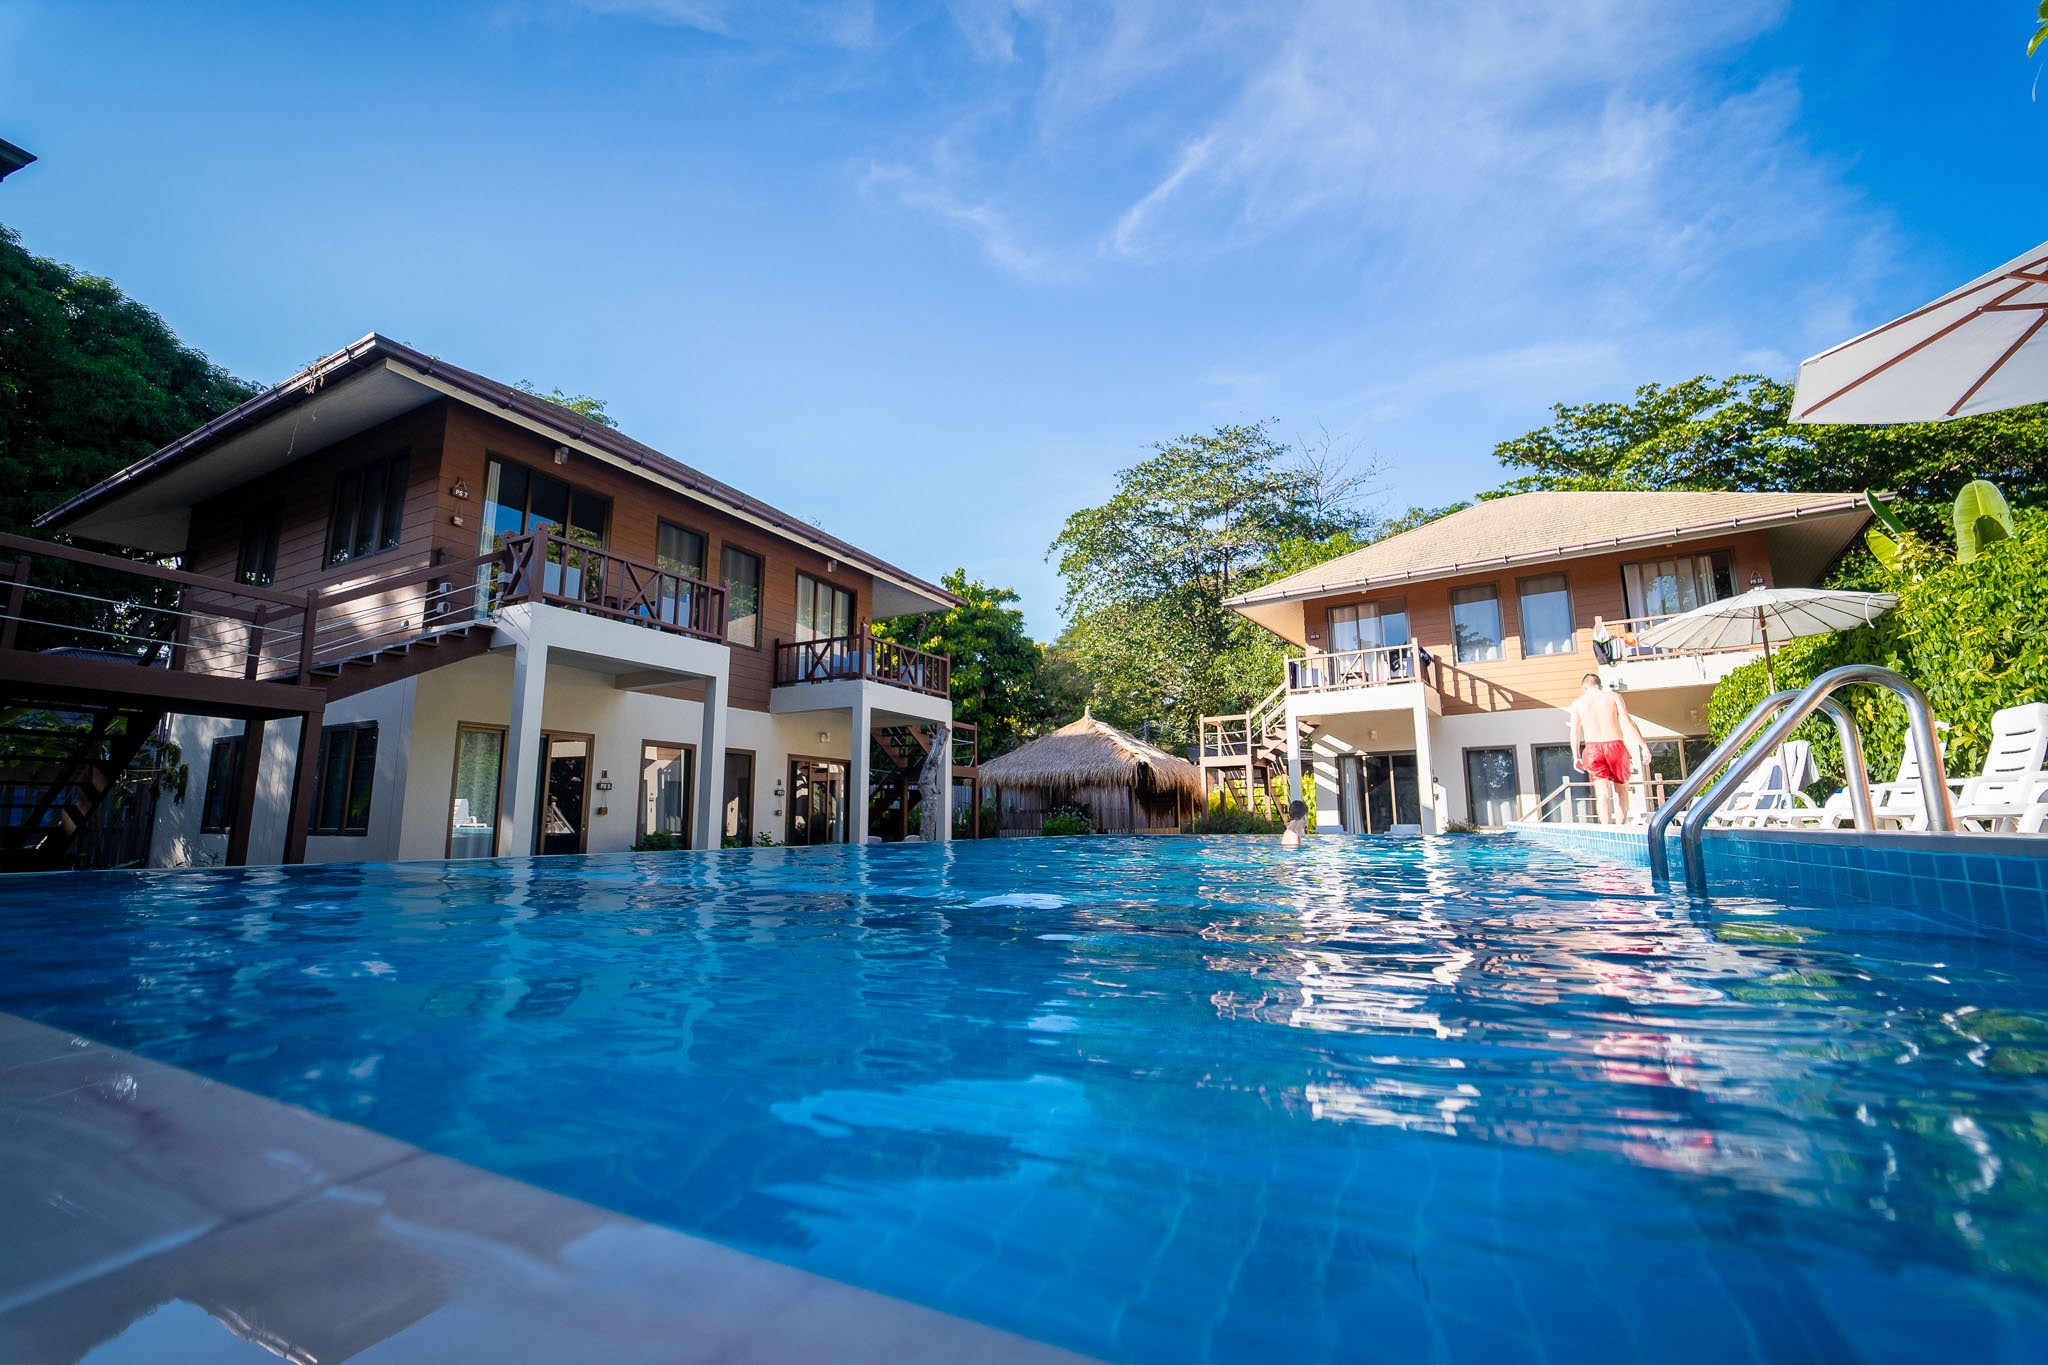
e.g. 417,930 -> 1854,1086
1412,698 -> 1439,835
695,675 -> 727,851
931,720 -> 953,844
848,689 -> 873,843
500,638 -> 548,856
1283,699 -> 1303,809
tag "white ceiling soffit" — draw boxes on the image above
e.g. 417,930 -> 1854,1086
60,366 -> 440,553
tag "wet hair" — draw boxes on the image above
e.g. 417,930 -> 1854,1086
1289,800 -> 1308,819
1581,673 -> 1602,687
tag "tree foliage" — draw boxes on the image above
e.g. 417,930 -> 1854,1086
0,222 -> 256,539
1049,421 -> 1379,747
1492,374 -> 2048,540
1707,509 -> 2048,792
872,569 -> 1085,758
513,379 -> 617,428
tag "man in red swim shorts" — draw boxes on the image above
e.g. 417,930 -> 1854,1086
1570,673 -> 1647,825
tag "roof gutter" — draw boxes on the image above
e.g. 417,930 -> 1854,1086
1225,498 -> 1876,609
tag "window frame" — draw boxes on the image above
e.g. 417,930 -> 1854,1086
309,721 -> 379,837
1449,582 -> 1505,664
237,502 -> 284,587
478,454 -> 612,552
721,544 -> 765,650
446,722 -> 507,858
325,451 -> 412,567
199,735 -> 245,834
1463,745 -> 1521,826
656,521 -> 707,581
1617,548 -> 1736,620
794,571 -> 856,643
638,739 -> 696,848
1515,572 -> 1576,658
722,748 -> 756,847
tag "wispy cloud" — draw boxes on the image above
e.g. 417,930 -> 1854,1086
860,162 -> 1053,279
572,0 -> 879,48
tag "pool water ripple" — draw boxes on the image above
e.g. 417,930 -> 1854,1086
3,835 -> 2047,1363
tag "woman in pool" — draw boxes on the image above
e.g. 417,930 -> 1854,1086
1280,800 -> 1308,849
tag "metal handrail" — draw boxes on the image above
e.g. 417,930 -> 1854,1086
1647,689 -> 1794,880
1657,664 -> 1952,891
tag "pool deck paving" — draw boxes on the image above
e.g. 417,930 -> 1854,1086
0,1011 -> 1101,1364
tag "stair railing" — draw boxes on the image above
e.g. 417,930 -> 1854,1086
1649,664 -> 1950,890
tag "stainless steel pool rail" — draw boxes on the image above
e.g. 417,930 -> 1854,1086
1647,664 -> 1954,890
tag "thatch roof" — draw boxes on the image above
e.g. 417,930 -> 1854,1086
980,714 -> 1203,799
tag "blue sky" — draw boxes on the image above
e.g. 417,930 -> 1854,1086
1,2 -> 2040,635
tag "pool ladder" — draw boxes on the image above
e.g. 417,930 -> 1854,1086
1647,663 -> 1956,892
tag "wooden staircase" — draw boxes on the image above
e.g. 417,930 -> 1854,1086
309,622 -> 497,702
1197,684 -> 1315,814
0,700 -> 167,871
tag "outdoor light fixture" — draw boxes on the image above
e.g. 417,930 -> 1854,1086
553,445 -> 571,465
451,478 -> 470,500
819,730 -> 832,744
825,558 -> 838,573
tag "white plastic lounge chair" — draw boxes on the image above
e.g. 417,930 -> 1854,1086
1713,742 -> 1815,827
1952,703 -> 2048,832
2018,796 -> 2048,835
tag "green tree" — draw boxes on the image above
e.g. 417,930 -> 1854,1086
1490,374 -> 2048,541
513,379 -> 617,428
873,570 -> 1082,758
1049,421 -> 1378,747
1,223 -> 256,539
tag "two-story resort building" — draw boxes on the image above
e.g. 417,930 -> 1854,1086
1199,491 -> 1874,833
10,334 -> 964,870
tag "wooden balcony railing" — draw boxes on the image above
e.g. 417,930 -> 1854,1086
1600,613 -> 1760,662
1286,641 -> 1432,693
0,529 -> 729,697
774,632 -> 951,698
493,532 -> 726,643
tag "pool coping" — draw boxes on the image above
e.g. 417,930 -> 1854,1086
0,1011 -> 1100,1363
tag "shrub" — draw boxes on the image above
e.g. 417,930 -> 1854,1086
631,830 -> 685,852
958,797 -> 998,839
1191,804 -> 1284,835
1708,509 -> 2048,790
1040,803 -> 1093,837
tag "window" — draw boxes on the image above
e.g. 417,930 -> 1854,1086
326,452 -> 410,565
310,722 -> 378,836
657,522 -> 706,580
449,725 -> 504,858
723,751 -> 755,846
1465,747 -> 1520,826
1326,599 -> 1408,653
237,504 -> 283,587
481,456 -> 609,551
1620,550 -> 1734,620
795,573 -> 855,643
1517,573 -> 1575,656
1450,584 -> 1503,662
1532,744 -> 1592,823
200,736 -> 245,834
639,742 -> 694,847
722,546 -> 763,647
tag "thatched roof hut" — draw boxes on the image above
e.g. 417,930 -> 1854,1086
980,714 -> 1201,835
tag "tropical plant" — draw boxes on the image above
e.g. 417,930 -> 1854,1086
512,379 -> 616,428
1191,796 -> 1284,835
631,830 -> 685,852
1862,479 -> 2019,573
1954,479 -> 2017,562
2033,1 -> 2048,58
1040,803 -> 1093,837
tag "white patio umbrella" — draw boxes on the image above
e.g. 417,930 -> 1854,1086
1635,587 -> 1899,691
1791,238 -> 2048,423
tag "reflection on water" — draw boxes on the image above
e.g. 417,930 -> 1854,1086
2,836 -> 2046,1364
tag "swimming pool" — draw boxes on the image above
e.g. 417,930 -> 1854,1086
3,835 -> 2046,1363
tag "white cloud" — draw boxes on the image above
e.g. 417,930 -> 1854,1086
861,162 -> 1053,279
571,0 -> 877,47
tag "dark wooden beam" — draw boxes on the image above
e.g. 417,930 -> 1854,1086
224,719 -> 266,867
281,705 -> 324,866
0,652 -> 322,720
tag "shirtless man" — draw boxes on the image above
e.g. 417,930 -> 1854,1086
1569,673 -> 1647,825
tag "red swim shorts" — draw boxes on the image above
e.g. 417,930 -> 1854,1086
1581,740 -> 1632,784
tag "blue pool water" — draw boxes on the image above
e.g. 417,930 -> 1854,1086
4,835 -> 2048,1363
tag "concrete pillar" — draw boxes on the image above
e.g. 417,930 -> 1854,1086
848,689 -> 872,843
1412,700 -> 1440,835
694,675 -> 727,851
930,720 -> 952,844
1283,700 -> 1303,812
500,638 -> 548,857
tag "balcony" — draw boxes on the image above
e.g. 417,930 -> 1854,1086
774,633 -> 951,699
1283,642 -> 1441,719
1599,612 -> 1760,691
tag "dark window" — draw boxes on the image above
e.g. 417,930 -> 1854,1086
1516,573 -> 1574,656
794,573 -> 854,642
237,504 -> 283,587
200,736 -> 245,834
1619,550 -> 1735,620
481,456 -> 609,550
723,751 -> 754,846
657,522 -> 706,580
326,453 -> 410,565
310,722 -> 378,836
639,742 -> 693,847
722,546 -> 763,647
1450,584 -> 1503,663
1465,747 -> 1520,826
